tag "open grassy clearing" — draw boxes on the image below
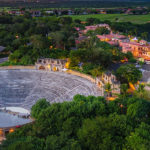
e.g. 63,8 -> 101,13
69,14 -> 150,24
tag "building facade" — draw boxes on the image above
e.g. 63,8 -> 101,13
82,24 -> 111,34
120,40 -> 150,61
96,32 -> 150,62
96,72 -> 120,96
35,58 -> 67,72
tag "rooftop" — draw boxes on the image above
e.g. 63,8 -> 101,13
97,34 -> 126,40
0,46 -> 5,52
121,41 -> 150,48
0,107 -> 30,115
0,112 -> 31,128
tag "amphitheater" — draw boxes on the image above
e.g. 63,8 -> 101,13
0,69 -> 102,110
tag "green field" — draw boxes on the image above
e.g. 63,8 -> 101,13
69,14 -> 150,24
0,7 -> 19,11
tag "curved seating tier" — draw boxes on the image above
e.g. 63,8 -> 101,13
0,70 -> 102,109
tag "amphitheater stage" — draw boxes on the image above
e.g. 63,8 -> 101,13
0,70 -> 102,110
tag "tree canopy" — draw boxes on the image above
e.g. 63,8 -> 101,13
2,95 -> 150,150
116,64 -> 142,84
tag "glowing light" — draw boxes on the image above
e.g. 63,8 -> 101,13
9,129 -> 14,133
16,35 -> 19,39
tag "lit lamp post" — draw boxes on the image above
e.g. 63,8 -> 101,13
9,128 -> 14,133
0,129 -> 4,137
120,104 -> 123,113
16,35 -> 19,39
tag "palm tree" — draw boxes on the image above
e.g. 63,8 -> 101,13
141,32 -> 148,40
134,83 -> 146,98
120,83 -> 128,99
104,83 -> 112,97
90,67 -> 103,83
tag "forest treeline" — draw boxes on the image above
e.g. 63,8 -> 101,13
1,1 -> 150,8
1,93 -> 150,150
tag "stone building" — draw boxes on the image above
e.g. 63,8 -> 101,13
35,58 -> 67,72
120,40 -> 150,62
96,72 -> 120,96
96,34 -> 127,46
0,127 -> 15,143
82,24 -> 111,34
0,108 -> 31,144
97,33 -> 150,62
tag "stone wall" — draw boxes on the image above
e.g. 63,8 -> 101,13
0,66 -> 35,70
66,70 -> 120,95
66,70 -> 96,83
35,58 -> 67,72
66,70 -> 105,96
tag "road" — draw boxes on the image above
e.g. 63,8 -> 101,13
0,57 -> 8,64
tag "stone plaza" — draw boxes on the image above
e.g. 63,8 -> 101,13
0,70 -> 102,110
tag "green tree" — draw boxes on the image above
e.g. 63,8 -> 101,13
69,49 -> 86,68
45,135 -> 60,150
9,50 -> 22,63
21,55 -> 33,65
78,114 -> 128,150
59,17 -> 72,25
134,83 -> 147,99
141,32 -> 148,40
5,141 -> 33,150
116,64 -> 142,84
90,67 -> 103,78
125,123 -> 150,150
95,27 -> 110,35
86,30 -> 95,37
127,98 -> 150,122
30,35 -> 49,50
31,99 -> 50,118
74,19 -> 81,24
104,83 -> 112,97
120,83 -> 128,99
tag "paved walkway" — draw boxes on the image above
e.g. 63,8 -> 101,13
0,57 -> 8,64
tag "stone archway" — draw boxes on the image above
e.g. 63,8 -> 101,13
98,82 -> 101,87
39,66 -> 45,70
48,64 -> 51,71
53,66 -> 57,72
0,129 -> 4,137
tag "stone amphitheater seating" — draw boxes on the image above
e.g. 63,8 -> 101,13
0,70 -> 102,110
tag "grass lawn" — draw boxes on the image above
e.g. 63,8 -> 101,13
0,7 -> 19,11
0,7 -> 11,11
68,14 -> 150,24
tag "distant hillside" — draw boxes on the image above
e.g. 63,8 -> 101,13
0,0 -> 150,8
0,0 -> 149,2
0,0 -> 69,1
68,0 -> 150,2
